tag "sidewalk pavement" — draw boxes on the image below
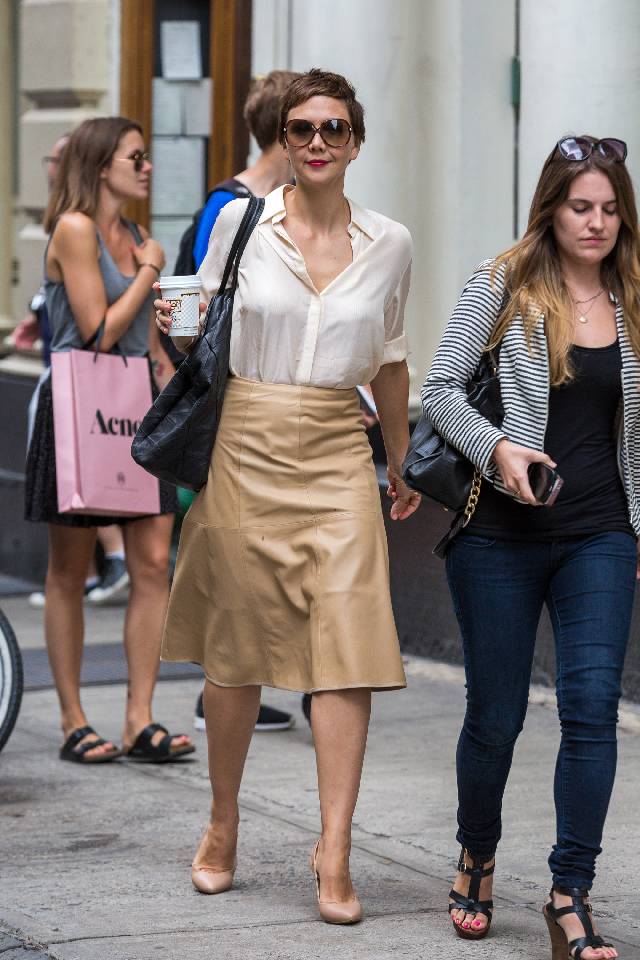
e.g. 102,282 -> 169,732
1,596 -> 640,960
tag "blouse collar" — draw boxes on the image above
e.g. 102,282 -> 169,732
259,184 -> 378,241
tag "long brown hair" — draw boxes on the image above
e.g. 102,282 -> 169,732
44,116 -> 142,233
490,136 -> 640,385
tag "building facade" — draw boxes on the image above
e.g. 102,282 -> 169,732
2,0 -> 639,399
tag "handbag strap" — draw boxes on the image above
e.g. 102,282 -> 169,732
82,320 -> 128,366
216,196 -> 265,297
432,283 -> 512,559
462,285 -> 510,520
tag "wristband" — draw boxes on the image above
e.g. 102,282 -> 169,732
140,262 -> 161,277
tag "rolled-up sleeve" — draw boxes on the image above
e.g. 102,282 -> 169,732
382,260 -> 411,364
198,198 -> 248,302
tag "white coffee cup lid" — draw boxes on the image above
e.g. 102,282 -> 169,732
159,275 -> 202,290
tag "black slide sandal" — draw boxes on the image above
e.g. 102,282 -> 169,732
124,722 -> 196,763
60,725 -> 122,764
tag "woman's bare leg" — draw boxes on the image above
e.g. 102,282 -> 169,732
194,682 -> 261,867
311,688 -> 371,901
120,514 -> 190,751
45,524 -> 116,757
96,524 -> 125,555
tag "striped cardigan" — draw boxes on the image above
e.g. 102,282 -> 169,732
420,260 -> 640,536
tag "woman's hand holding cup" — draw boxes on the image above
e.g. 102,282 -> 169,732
153,281 -> 206,353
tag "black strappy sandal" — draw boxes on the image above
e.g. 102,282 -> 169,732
124,722 -> 196,764
59,725 -> 122,764
544,886 -> 615,959
448,847 -> 494,940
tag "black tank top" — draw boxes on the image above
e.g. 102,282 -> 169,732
466,341 -> 634,540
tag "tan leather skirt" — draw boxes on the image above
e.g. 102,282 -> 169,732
161,376 -> 406,693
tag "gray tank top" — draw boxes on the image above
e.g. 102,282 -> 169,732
45,220 -> 154,356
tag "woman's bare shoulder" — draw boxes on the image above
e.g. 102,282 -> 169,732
54,211 -> 98,249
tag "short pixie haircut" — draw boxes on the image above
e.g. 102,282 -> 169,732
278,69 -> 366,147
244,70 -> 300,150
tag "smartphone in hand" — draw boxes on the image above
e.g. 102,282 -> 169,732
527,462 -> 563,506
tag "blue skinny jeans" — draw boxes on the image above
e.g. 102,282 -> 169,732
445,531 -> 636,890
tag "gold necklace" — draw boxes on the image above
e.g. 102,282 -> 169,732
571,288 -> 605,324
572,286 -> 604,304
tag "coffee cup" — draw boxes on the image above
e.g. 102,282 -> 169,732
159,275 -> 202,337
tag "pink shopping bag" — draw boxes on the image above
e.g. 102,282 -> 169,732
51,349 -> 160,516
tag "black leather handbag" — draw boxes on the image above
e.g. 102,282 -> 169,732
402,291 -> 508,557
402,349 -> 503,511
131,196 -> 265,491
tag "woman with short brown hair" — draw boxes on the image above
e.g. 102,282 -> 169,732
156,68 -> 419,922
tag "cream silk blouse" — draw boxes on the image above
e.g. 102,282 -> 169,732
198,184 -> 412,389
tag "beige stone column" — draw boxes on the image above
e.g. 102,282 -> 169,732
12,0 -> 115,333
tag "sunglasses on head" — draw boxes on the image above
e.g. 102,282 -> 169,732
556,137 -> 627,163
283,118 -> 352,148
115,150 -> 151,173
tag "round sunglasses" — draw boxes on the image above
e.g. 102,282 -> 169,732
557,137 -> 627,163
283,118 -> 352,149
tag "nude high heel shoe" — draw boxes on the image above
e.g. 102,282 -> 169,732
191,860 -> 236,895
191,824 -> 236,894
309,840 -> 363,924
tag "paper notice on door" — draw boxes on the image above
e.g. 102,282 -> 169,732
160,21 -> 202,80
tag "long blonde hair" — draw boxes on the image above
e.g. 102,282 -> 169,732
44,117 -> 142,233
490,136 -> 640,385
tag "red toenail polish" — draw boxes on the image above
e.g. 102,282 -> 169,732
463,923 -> 470,928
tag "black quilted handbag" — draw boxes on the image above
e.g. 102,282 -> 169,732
402,348 -> 503,512
131,196 -> 264,490
402,289 -> 508,557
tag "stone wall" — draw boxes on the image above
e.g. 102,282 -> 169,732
14,0 -> 116,324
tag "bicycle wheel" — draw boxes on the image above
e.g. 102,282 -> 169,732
0,608 -> 23,752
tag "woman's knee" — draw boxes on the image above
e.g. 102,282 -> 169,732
462,702 -> 527,756
47,527 -> 96,587
46,555 -> 90,593
128,549 -> 170,586
559,691 -> 621,732
558,670 -> 622,729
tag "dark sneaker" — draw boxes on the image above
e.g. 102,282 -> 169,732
301,693 -> 312,727
86,557 -> 129,606
255,704 -> 294,731
194,692 -> 206,731
193,695 -> 294,732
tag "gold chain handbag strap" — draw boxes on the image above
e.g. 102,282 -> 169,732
462,470 -> 482,527
460,341 -> 500,529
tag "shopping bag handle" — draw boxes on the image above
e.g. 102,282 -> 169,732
82,320 -> 128,366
